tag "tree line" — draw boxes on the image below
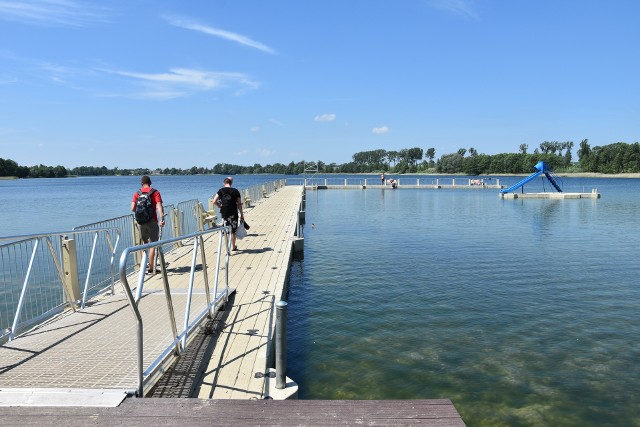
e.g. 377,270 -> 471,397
2,139 -> 639,178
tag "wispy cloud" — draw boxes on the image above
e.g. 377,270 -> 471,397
314,113 -> 336,122
164,15 -> 275,54
0,75 -> 18,84
372,126 -> 390,134
250,126 -> 260,133
428,0 -> 479,20
258,148 -> 276,157
0,0 -> 113,27
269,118 -> 285,127
103,67 -> 260,100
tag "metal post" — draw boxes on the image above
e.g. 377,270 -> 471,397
275,300 -> 288,389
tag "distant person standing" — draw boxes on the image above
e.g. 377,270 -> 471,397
381,172 -> 385,185
212,176 -> 244,251
131,175 -> 165,274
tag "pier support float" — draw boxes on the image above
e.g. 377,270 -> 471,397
292,237 -> 304,256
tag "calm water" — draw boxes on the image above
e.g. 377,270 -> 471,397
1,175 -> 639,426
286,178 -> 639,427
0,174 -> 282,236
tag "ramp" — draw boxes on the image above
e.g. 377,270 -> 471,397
0,388 -> 128,407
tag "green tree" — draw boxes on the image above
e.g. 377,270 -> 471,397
425,148 -> 436,163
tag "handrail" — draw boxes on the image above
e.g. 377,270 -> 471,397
0,227 -> 121,341
118,223 -> 233,397
285,176 -> 502,188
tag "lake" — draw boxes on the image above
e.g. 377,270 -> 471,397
1,174 -> 638,426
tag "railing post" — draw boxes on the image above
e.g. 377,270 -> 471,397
275,300 -> 288,389
132,221 -> 141,270
172,207 -> 182,247
244,189 -> 252,208
196,203 -> 205,232
61,236 -> 81,308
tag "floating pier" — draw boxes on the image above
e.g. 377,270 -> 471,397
501,190 -> 600,199
295,177 -> 503,190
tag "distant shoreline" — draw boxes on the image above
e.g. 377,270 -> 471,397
3,172 -> 640,180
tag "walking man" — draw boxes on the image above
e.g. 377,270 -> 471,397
212,176 -> 244,251
131,175 -> 165,273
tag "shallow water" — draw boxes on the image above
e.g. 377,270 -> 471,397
286,181 -> 640,426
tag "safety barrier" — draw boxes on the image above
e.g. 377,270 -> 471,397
118,224 -> 233,397
285,177 -> 501,188
0,227 -> 120,341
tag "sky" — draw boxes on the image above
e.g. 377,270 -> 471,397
1,0 -> 639,169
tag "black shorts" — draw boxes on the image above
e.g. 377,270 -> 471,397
222,215 -> 239,233
140,221 -> 160,242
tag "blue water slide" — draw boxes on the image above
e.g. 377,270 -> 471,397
500,170 -> 543,193
500,161 -> 562,193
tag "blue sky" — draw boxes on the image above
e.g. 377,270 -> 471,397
1,0 -> 638,169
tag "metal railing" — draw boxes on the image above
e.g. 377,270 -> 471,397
118,224 -> 233,397
285,176 -> 502,188
73,213 -> 140,292
0,227 -> 120,342
173,199 -> 201,237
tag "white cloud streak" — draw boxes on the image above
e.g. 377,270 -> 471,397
428,0 -> 479,20
0,0 -> 113,27
372,126 -> 390,134
164,15 -> 275,54
258,149 -> 276,157
0,75 -> 17,84
103,67 -> 259,100
314,113 -> 336,122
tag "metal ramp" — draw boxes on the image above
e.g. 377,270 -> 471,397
0,388 -> 128,407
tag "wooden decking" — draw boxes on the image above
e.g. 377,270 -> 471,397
0,398 -> 466,426
0,184 -> 466,425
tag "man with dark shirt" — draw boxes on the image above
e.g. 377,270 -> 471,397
211,176 -> 244,251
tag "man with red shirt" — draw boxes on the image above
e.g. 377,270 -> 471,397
131,175 -> 165,274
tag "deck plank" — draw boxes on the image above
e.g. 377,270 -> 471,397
0,398 -> 466,426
